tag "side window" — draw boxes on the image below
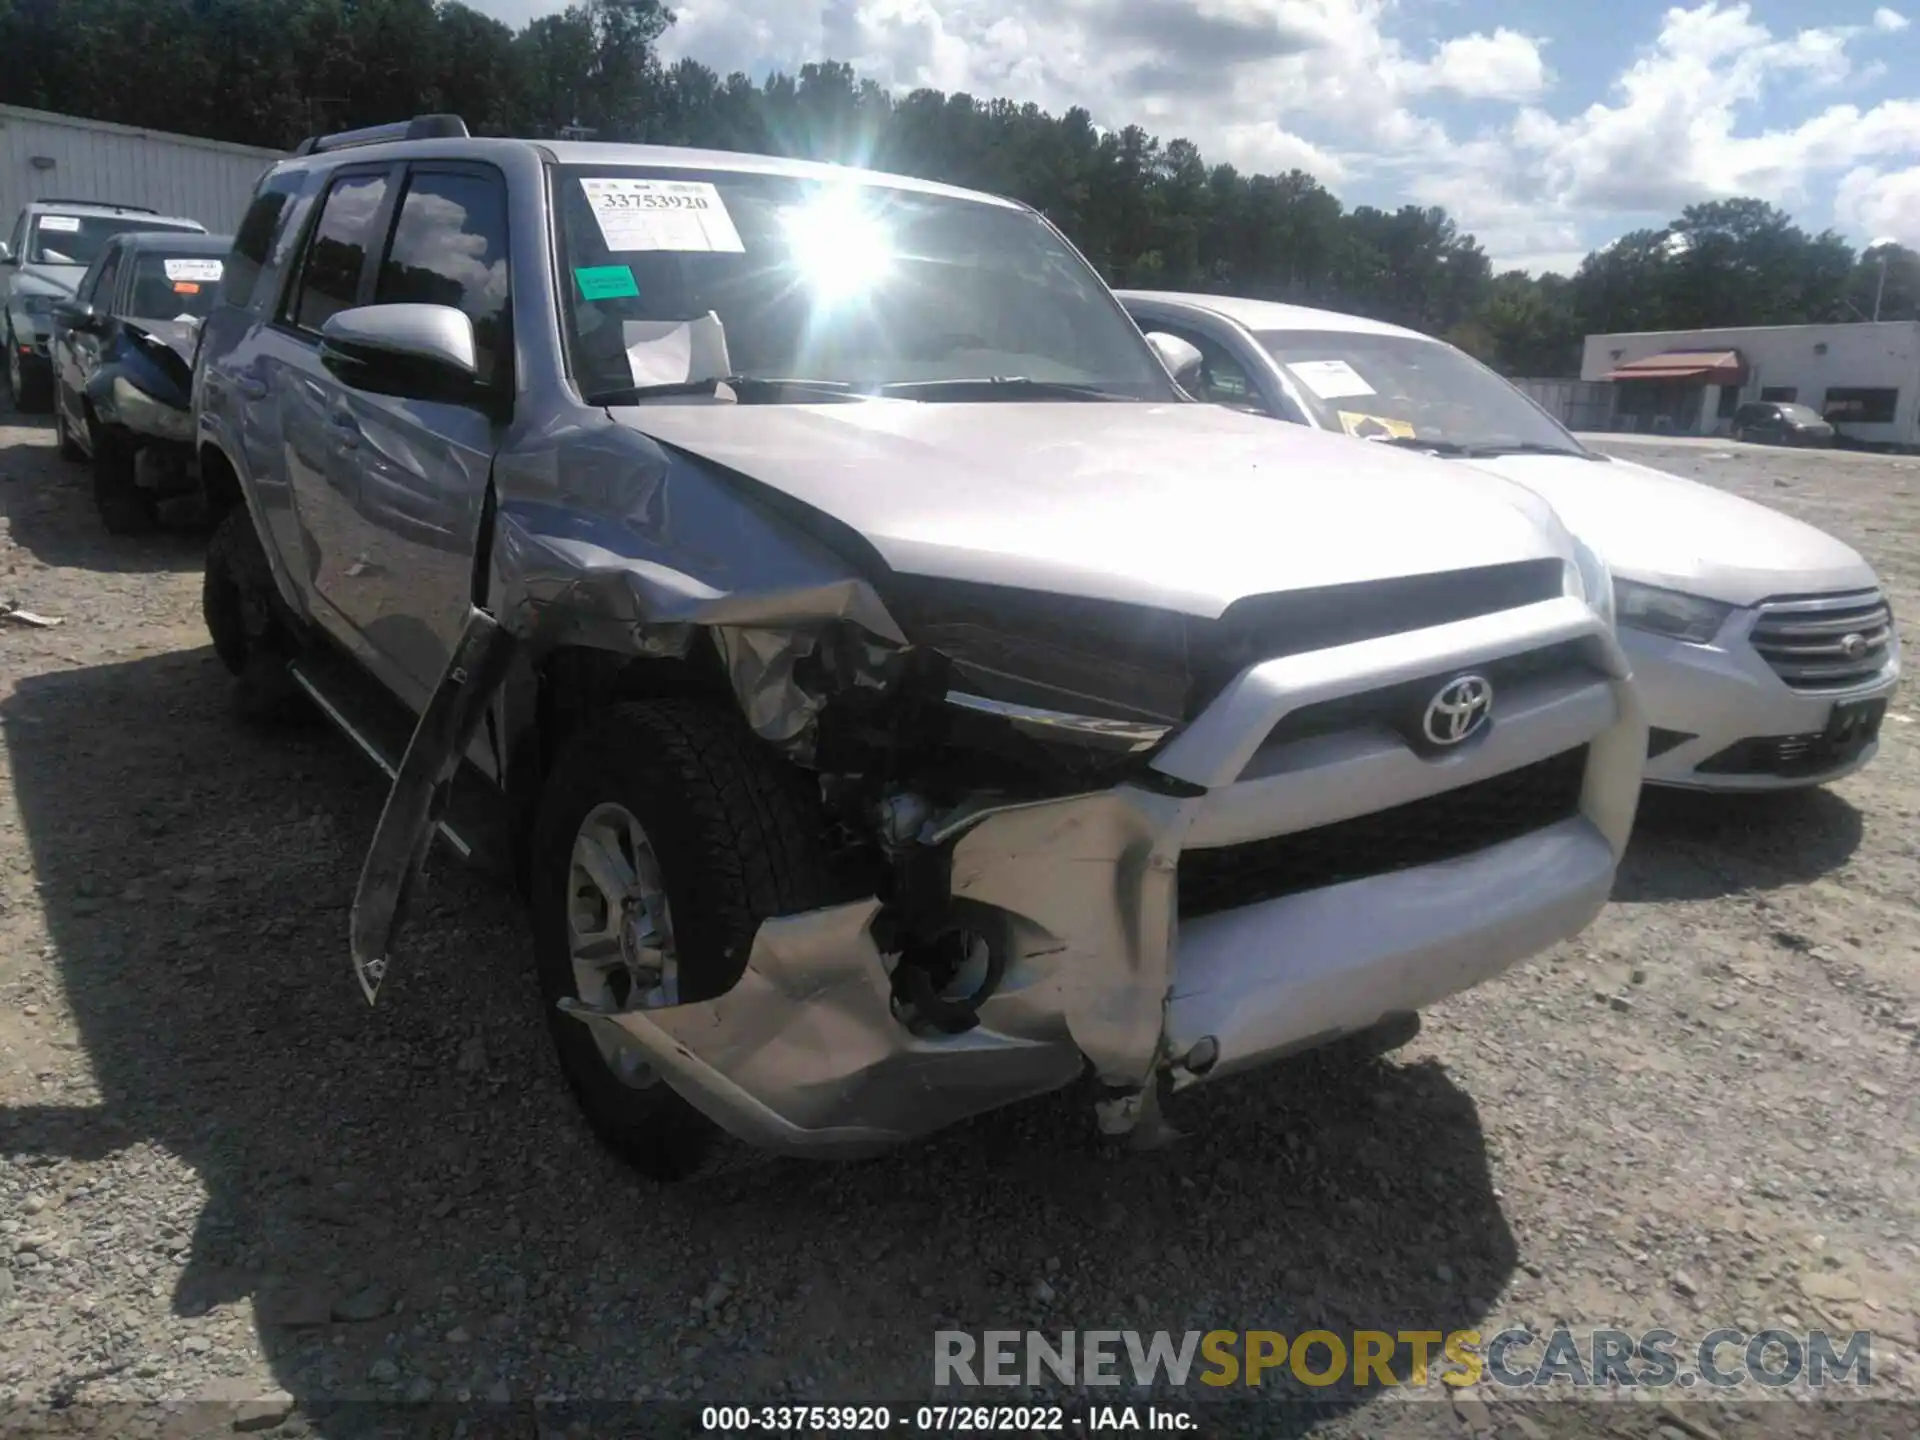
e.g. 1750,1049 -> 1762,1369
78,254 -> 111,306
373,168 -> 512,389
90,249 -> 124,310
1162,325 -> 1267,413
225,170 -> 308,310
284,170 -> 390,335
1823,386 -> 1898,424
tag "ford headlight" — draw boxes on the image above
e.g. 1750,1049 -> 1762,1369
1614,579 -> 1733,644
1567,536 -> 1615,631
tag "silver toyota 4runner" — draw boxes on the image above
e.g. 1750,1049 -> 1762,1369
193,115 -> 1645,1180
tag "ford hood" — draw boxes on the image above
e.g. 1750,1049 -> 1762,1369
1460,452 -> 1877,608
610,400 -> 1576,616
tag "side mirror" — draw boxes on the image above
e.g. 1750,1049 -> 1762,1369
1143,331 -> 1205,392
53,299 -> 107,334
319,303 -> 477,400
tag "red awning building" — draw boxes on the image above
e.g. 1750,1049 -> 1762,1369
1600,348 -> 1750,434
1602,350 -> 1749,384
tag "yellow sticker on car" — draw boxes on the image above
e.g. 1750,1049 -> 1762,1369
1337,411 -> 1417,440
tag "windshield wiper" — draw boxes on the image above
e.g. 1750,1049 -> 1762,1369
1457,441 -> 1600,461
587,375 -> 863,405
871,376 -> 1126,401
1370,436 -> 1596,461
1369,436 -> 1480,456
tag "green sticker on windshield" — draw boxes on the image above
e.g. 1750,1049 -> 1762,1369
575,265 -> 639,300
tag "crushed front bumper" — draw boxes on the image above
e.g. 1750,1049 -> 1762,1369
567,596 -> 1645,1156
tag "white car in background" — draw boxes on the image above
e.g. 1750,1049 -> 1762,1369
1119,290 -> 1902,791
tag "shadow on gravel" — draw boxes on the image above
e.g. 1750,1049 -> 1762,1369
1614,783 -> 1864,903
0,406 -> 205,575
1,646 -> 1516,1438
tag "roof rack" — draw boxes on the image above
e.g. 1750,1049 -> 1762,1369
293,114 -> 469,158
35,198 -> 159,214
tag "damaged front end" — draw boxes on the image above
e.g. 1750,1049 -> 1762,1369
351,466 -> 1638,1158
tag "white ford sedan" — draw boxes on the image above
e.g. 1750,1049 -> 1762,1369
1120,290 -> 1902,790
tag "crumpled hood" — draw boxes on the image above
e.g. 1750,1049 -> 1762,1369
611,400 -> 1575,616
124,316 -> 201,368
1460,452 -> 1877,608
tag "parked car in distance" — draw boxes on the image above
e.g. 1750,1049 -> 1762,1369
1732,400 -> 1835,447
3,199 -> 207,412
195,116 -> 1641,1182
49,231 -> 231,532
1119,291 -> 1901,792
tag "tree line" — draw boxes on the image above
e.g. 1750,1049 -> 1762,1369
5,0 -> 1915,376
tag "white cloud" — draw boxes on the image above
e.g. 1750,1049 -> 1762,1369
465,0 -> 1920,267
1835,164 -> 1920,245
1411,29 -> 1551,102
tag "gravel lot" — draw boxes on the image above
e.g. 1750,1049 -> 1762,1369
1,407 -> 1916,1439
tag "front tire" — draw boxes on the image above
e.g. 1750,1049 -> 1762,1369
92,431 -> 158,534
4,328 -> 52,414
202,506 -> 306,725
530,698 -> 842,1181
54,403 -> 84,461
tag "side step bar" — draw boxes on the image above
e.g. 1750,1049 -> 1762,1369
287,662 -> 476,861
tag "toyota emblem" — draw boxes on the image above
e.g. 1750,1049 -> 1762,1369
1839,632 -> 1869,660
1423,674 -> 1495,746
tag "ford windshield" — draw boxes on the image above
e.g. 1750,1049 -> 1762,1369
552,165 -> 1178,405
1260,329 -> 1593,459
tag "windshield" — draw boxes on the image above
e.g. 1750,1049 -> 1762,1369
127,253 -> 224,320
551,164 -> 1176,403
28,214 -> 199,268
1776,403 -> 1824,424
1258,329 -> 1587,456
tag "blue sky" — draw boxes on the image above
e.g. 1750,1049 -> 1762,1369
462,0 -> 1920,273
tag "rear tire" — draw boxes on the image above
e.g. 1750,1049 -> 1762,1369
529,698 -> 842,1181
202,506 -> 307,725
92,431 -> 159,535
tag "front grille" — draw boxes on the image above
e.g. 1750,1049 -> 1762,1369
1177,746 -> 1589,921
1695,700 -> 1887,778
1259,640 -> 1591,751
1194,559 -> 1566,714
1750,591 -> 1895,693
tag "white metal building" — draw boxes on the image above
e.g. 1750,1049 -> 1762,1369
1580,320 -> 1920,449
1,104 -> 284,237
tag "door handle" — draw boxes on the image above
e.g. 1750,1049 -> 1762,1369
328,412 -> 361,449
236,375 -> 267,400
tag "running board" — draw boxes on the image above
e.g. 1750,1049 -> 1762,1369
287,661 -> 476,862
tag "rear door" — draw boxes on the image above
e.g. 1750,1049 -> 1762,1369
324,161 -> 514,703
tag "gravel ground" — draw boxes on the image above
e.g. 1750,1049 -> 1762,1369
1,406 -> 1916,1440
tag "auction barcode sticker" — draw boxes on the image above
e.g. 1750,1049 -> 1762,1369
579,178 -> 745,254
164,258 -> 224,282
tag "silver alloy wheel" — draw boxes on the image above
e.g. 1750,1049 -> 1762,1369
567,801 -> 679,1089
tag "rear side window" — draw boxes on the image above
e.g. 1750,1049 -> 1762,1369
373,168 -> 512,389
225,170 -> 307,310
285,170 -> 390,334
